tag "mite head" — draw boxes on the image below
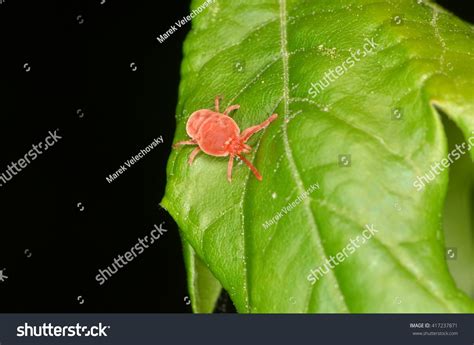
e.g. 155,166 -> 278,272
225,136 -> 252,155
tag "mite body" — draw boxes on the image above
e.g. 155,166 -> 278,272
173,96 -> 278,182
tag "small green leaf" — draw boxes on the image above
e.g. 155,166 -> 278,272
162,0 -> 474,312
183,238 -> 222,313
442,116 -> 474,298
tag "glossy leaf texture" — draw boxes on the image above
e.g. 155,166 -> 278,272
162,0 -> 474,312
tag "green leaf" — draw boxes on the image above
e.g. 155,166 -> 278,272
442,116 -> 474,298
183,238 -> 222,313
162,0 -> 474,312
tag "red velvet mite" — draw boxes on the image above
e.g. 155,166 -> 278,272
173,96 -> 278,182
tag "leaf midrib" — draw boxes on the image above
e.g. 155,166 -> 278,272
278,0 -> 350,312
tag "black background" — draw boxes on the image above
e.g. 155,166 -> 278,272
0,0 -> 472,313
0,0 -> 192,313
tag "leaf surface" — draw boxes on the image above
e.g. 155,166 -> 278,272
162,0 -> 474,312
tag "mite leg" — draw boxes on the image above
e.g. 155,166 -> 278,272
188,147 -> 201,165
227,154 -> 234,182
173,139 -> 196,149
224,104 -> 240,116
240,114 -> 278,143
215,95 -> 222,112
238,154 -> 262,181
